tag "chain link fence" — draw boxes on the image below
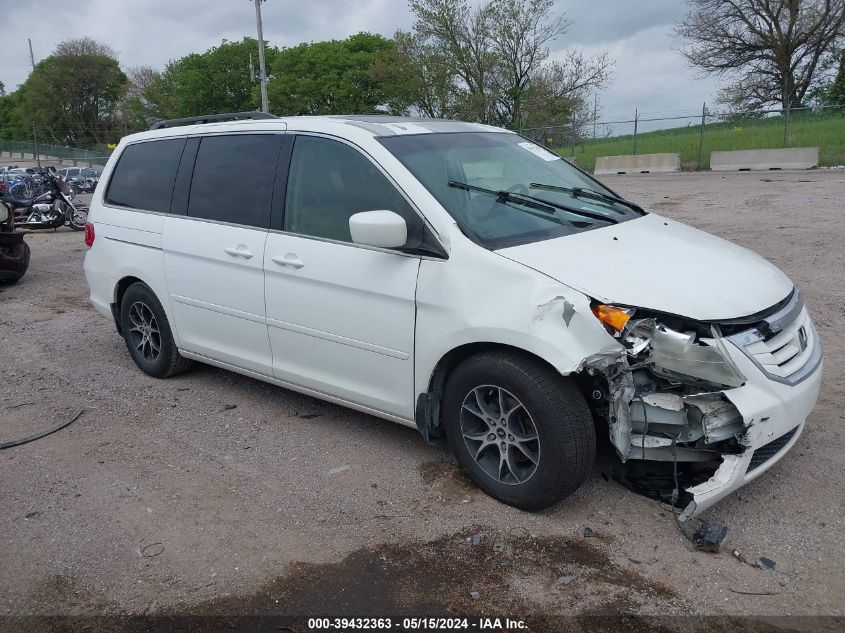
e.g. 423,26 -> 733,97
5,104 -> 845,173
0,139 -> 110,167
521,104 -> 845,173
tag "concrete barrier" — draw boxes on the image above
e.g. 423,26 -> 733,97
710,147 -> 819,171
594,153 -> 680,175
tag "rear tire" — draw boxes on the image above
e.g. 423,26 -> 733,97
442,351 -> 595,511
120,283 -> 192,378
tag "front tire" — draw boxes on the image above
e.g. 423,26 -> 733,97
67,203 -> 88,231
442,351 -> 595,511
120,283 -> 192,378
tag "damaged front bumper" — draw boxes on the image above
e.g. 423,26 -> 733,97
585,291 -> 823,518
681,340 -> 821,517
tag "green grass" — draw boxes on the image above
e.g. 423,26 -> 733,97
549,109 -> 845,172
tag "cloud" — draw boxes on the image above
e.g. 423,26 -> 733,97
0,0 -> 716,125
565,24 -> 719,125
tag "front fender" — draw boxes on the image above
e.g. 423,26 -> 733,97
414,247 -> 620,399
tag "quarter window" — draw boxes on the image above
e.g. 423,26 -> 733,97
188,134 -> 282,229
284,135 -> 416,244
105,139 -> 185,212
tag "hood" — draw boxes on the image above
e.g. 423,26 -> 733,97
497,213 -> 793,321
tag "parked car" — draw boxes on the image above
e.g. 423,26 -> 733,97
58,167 -> 101,193
83,113 -> 822,517
0,198 -> 30,283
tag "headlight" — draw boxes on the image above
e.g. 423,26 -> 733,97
591,303 -> 746,389
590,303 -> 633,333
650,323 -> 746,388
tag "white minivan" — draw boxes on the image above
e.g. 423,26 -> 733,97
84,113 -> 822,517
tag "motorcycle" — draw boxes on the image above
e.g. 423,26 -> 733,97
0,167 -> 88,231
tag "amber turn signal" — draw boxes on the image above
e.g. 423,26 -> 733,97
591,303 -> 631,332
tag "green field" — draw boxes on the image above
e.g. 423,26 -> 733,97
549,109 -> 845,173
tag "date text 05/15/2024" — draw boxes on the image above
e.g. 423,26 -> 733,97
306,617 -> 528,631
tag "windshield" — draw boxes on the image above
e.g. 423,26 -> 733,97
380,131 -> 643,249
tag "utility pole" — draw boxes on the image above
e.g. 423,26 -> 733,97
697,102 -> 706,170
32,122 -> 40,168
252,0 -> 269,113
29,41 -> 39,167
632,108 -> 639,155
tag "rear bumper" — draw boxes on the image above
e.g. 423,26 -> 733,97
83,250 -> 115,320
684,342 -> 822,516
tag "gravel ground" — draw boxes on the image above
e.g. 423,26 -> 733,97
0,170 -> 843,624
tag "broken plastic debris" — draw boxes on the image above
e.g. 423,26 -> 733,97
557,575 -> 574,585
755,557 -> 776,570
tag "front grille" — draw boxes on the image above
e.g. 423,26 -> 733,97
742,308 -> 815,379
727,290 -> 822,385
747,426 -> 798,472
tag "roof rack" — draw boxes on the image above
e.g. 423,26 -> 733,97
150,111 -> 279,130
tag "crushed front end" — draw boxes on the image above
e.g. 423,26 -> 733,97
584,289 -> 822,518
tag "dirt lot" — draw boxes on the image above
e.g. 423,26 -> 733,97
1,170 -> 843,626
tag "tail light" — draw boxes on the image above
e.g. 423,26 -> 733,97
84,222 -> 95,247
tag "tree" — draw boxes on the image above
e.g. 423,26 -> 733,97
676,0 -> 845,110
409,0 -> 499,122
826,49 -> 845,104
154,38 -> 277,119
369,31 -> 458,117
523,50 -> 611,128
399,0 -> 611,127
489,0 -> 569,126
22,37 -> 127,146
267,33 -> 397,115
0,89 -> 28,141
119,66 -> 169,129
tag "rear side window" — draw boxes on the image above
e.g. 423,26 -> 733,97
187,134 -> 282,229
106,139 -> 185,212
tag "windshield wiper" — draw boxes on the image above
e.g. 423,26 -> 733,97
529,182 -> 644,214
448,181 -> 618,225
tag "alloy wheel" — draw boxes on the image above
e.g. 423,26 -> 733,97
127,301 -> 161,362
459,385 -> 541,485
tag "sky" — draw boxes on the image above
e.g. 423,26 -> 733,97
0,0 -> 720,128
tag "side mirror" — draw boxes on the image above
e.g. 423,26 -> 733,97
349,210 -> 407,249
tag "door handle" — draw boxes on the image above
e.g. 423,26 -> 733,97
271,254 -> 305,269
224,245 -> 253,259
